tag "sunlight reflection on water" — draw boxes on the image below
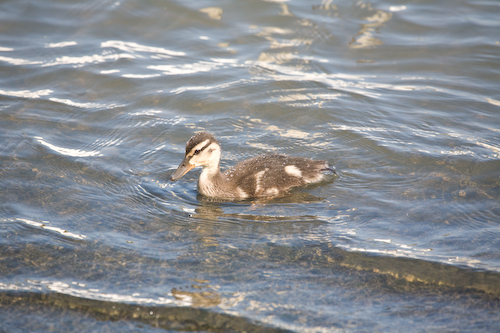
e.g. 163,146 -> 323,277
1,0 -> 500,331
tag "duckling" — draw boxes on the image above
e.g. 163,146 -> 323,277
170,132 -> 336,200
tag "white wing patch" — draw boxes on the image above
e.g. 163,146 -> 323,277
254,169 -> 267,194
236,187 -> 248,199
284,165 -> 302,178
265,187 -> 279,196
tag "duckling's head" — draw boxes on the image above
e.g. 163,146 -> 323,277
170,132 -> 222,181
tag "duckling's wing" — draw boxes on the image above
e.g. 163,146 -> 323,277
224,154 -> 329,197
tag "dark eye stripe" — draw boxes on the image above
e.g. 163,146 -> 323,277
188,141 -> 212,156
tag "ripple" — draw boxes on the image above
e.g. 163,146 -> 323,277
35,136 -> 102,157
101,40 -> 185,57
0,88 -> 52,99
1,0 -> 500,330
151,58 -> 240,77
45,41 -> 77,48
42,53 -> 135,68
48,97 -> 116,110
0,55 -> 43,66
15,218 -> 87,240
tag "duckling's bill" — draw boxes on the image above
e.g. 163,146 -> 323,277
170,157 -> 195,181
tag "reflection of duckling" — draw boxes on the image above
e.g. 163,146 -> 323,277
170,132 -> 336,200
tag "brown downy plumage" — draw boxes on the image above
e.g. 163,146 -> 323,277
170,132 -> 336,200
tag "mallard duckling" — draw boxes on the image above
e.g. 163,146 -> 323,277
170,132 -> 335,200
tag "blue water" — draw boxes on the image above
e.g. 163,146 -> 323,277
1,0 -> 500,331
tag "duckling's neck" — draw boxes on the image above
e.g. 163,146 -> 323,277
200,162 -> 221,181
198,163 -> 227,197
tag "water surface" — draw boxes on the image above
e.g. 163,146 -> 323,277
1,0 -> 500,331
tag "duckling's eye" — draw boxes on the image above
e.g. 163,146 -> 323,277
193,149 -> 201,155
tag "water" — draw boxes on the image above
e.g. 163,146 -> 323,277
1,0 -> 500,331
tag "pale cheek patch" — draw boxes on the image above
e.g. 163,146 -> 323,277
190,142 -> 220,166
284,165 -> 302,178
205,143 -> 220,154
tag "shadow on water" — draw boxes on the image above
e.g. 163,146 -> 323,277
1,239 -> 500,331
0,291 -> 290,333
